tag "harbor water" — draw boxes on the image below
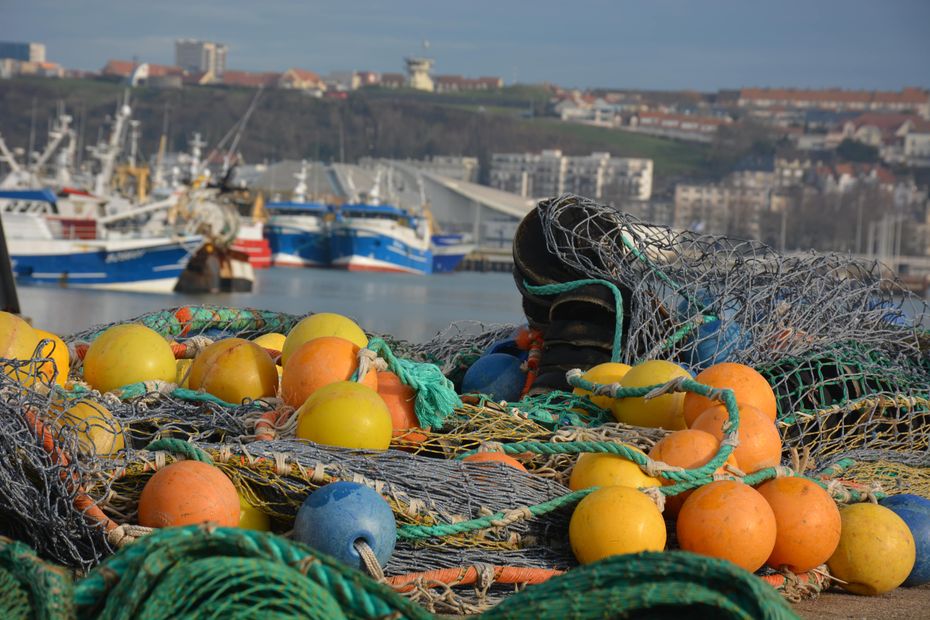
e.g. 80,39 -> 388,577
17,269 -> 526,342
16,268 -> 930,341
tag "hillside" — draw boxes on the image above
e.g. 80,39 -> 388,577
0,78 -> 714,188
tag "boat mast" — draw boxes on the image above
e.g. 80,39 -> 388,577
91,93 -> 132,196
292,160 -> 308,203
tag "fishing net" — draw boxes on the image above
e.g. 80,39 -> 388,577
1,193 -> 929,616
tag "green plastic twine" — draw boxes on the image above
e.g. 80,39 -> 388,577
144,439 -> 214,464
523,279 -> 625,362
364,337 -> 461,430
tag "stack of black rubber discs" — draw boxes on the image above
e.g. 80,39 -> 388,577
512,198 -> 634,395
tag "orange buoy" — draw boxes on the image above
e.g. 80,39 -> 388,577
691,403 -> 782,474
376,371 -> 427,444
188,338 -> 278,404
0,311 -> 42,385
683,362 -> 777,426
757,477 -> 842,572
34,328 -> 70,387
677,479 -> 777,573
647,429 -> 739,516
138,460 -> 239,528
282,313 -> 368,366
463,451 -> 527,472
280,336 -> 377,408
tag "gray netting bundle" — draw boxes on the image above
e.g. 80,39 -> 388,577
513,194 -> 930,468
3,193 -> 930,614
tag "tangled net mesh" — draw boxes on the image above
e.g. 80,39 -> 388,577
1,194 -> 929,616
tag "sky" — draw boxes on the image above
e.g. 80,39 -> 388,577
2,0 -> 929,91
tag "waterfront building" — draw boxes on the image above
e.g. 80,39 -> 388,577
490,150 -> 653,202
175,39 -> 227,77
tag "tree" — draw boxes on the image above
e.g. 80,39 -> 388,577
836,139 -> 879,163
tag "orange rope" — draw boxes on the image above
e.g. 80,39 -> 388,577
760,568 -> 831,592
386,565 -> 563,592
23,409 -> 118,533
518,329 -> 544,398
254,408 -> 292,441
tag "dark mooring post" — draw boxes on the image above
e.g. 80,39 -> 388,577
0,215 -> 21,314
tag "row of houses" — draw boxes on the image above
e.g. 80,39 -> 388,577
673,157 -> 929,245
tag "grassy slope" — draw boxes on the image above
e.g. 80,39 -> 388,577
0,78 -> 712,185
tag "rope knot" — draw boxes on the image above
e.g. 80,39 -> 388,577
644,376 -> 688,400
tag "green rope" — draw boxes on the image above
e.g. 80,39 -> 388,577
497,391 -> 614,429
74,526 -> 430,620
481,551 -> 799,620
0,536 -> 73,620
523,279 -> 624,361
0,568 -> 30,620
144,439 -> 214,464
398,488 -> 594,541
364,337 -> 462,430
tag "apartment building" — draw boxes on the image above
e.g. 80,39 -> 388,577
175,39 -> 227,77
674,169 -> 775,238
490,150 -> 653,202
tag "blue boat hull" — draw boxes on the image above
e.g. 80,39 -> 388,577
432,252 -> 468,273
265,224 -> 330,267
9,238 -> 199,292
330,229 -> 432,274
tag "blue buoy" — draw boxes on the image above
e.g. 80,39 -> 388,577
676,293 -> 750,372
681,319 -> 746,372
293,481 -> 397,569
879,494 -> 930,586
460,353 -> 526,402
484,338 -> 528,360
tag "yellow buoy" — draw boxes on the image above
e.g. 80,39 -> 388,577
568,448 -> 660,491
282,313 -> 367,366
253,333 -> 287,355
611,360 -> 691,430
827,503 -> 916,595
83,324 -> 176,393
0,311 -> 42,386
572,362 -> 632,410
188,338 -> 278,404
238,493 -> 271,531
569,486 -> 666,564
296,381 -> 392,450
59,400 -> 125,456
34,328 -> 70,387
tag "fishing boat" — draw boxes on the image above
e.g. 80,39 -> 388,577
263,162 -> 331,267
264,202 -> 331,267
328,167 -> 432,274
430,233 -> 475,273
0,189 -> 200,292
329,203 -> 432,274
